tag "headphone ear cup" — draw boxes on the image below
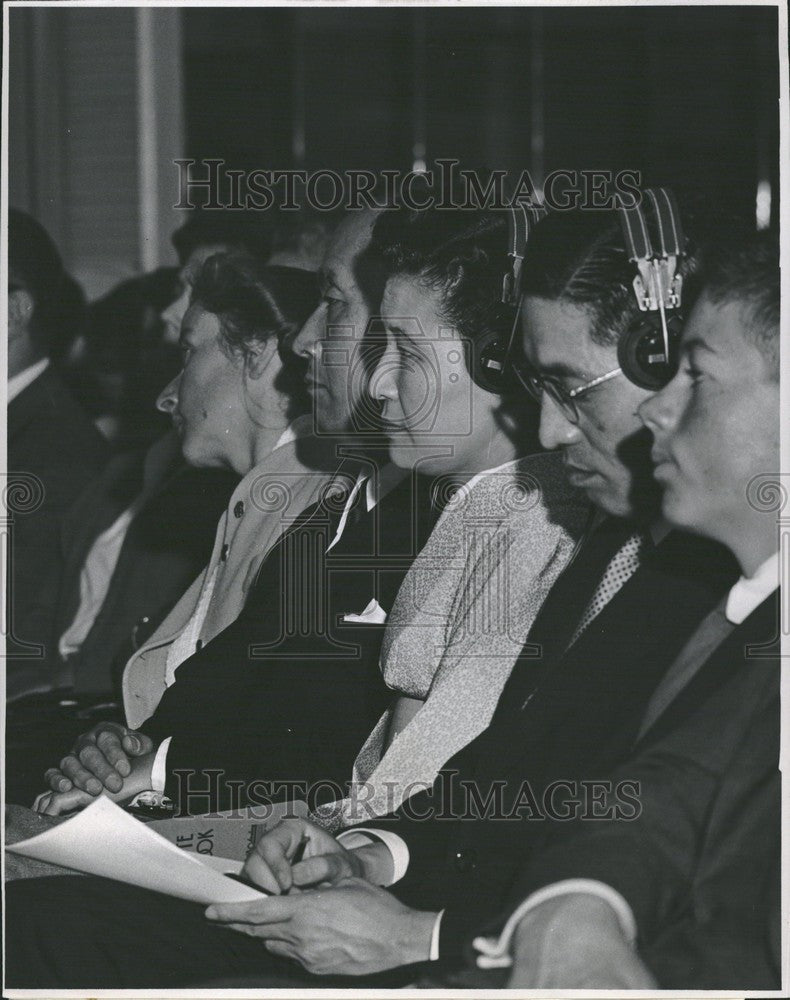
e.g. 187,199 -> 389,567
617,313 -> 683,391
470,331 -> 512,394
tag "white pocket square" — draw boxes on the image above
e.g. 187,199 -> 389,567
342,598 -> 388,624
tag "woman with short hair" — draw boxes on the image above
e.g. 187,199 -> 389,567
315,205 -> 591,828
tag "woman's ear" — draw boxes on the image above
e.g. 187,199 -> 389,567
244,337 -> 280,381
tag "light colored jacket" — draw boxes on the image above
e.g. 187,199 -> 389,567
122,421 -> 345,728
314,450 -> 591,829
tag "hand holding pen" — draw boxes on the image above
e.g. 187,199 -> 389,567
237,817 -> 354,895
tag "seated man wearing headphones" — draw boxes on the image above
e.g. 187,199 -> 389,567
472,228 -> 780,991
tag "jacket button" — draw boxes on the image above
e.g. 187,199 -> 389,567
220,543 -> 229,561
234,501 -> 245,518
453,849 -> 477,873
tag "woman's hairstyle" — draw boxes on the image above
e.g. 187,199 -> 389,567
190,253 -> 319,414
519,193 -> 753,348
369,204 -> 514,355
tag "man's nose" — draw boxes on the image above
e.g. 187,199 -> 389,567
156,373 -> 180,414
291,303 -> 324,359
538,394 -> 582,450
368,342 -> 399,403
638,380 -> 678,438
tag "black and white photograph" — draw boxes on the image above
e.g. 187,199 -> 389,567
1,0 -> 786,994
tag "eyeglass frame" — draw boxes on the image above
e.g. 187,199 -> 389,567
511,358 -> 624,424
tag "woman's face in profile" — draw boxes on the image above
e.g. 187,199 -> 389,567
157,302 -> 253,472
372,274 -> 501,475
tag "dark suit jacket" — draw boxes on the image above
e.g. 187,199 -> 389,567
140,470 -> 441,813
6,366 -> 110,699
487,593 -> 780,990
54,432 -> 237,696
366,528 -> 737,961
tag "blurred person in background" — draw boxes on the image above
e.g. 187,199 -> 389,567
72,267 -> 181,448
266,204 -> 333,272
6,208 -> 110,704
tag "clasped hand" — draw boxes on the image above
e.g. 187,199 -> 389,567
34,721 -> 156,816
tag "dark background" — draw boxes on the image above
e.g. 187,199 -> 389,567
183,6 -> 780,223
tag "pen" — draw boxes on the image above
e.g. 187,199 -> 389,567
291,831 -> 309,865
224,831 -> 310,894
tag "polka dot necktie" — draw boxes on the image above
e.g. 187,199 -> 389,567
566,531 -> 647,649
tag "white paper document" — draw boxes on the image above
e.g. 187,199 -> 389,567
6,797 -> 266,905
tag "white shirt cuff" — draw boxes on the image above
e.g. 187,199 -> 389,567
335,827 -> 410,885
473,879 -> 638,969
150,736 -> 172,793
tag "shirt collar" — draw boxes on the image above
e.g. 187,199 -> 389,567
273,413 -> 313,451
725,551 -> 780,625
7,358 -> 50,403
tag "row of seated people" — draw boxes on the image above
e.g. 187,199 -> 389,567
4,191 -> 781,990
6,207 -> 328,799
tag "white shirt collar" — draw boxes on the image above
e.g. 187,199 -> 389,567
7,358 -> 50,403
725,552 -> 779,625
326,463 -> 406,553
273,413 -> 313,451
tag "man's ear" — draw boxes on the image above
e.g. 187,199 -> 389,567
244,337 -> 280,380
8,287 -> 34,339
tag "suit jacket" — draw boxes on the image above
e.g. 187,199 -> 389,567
55,431 -> 237,696
6,366 -> 110,699
483,593 -> 780,990
367,528 -> 738,961
139,466 -> 440,812
122,423 -> 341,728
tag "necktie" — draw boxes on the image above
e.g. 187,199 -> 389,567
637,597 -> 733,739
566,531 -> 647,649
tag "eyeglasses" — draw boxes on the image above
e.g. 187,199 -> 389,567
511,358 -> 624,424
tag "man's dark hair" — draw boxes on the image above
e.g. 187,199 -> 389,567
369,203 -> 514,358
698,229 -> 779,379
190,253 -> 319,416
171,210 -> 272,265
519,195 -> 752,349
9,208 -> 68,353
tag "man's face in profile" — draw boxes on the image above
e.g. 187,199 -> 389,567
643,293 -> 780,545
520,295 -> 656,519
291,211 -> 379,435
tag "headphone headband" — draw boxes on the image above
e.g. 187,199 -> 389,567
617,186 -> 686,358
502,201 -> 548,306
470,199 -> 548,395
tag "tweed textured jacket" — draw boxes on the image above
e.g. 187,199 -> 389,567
316,451 -> 591,829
